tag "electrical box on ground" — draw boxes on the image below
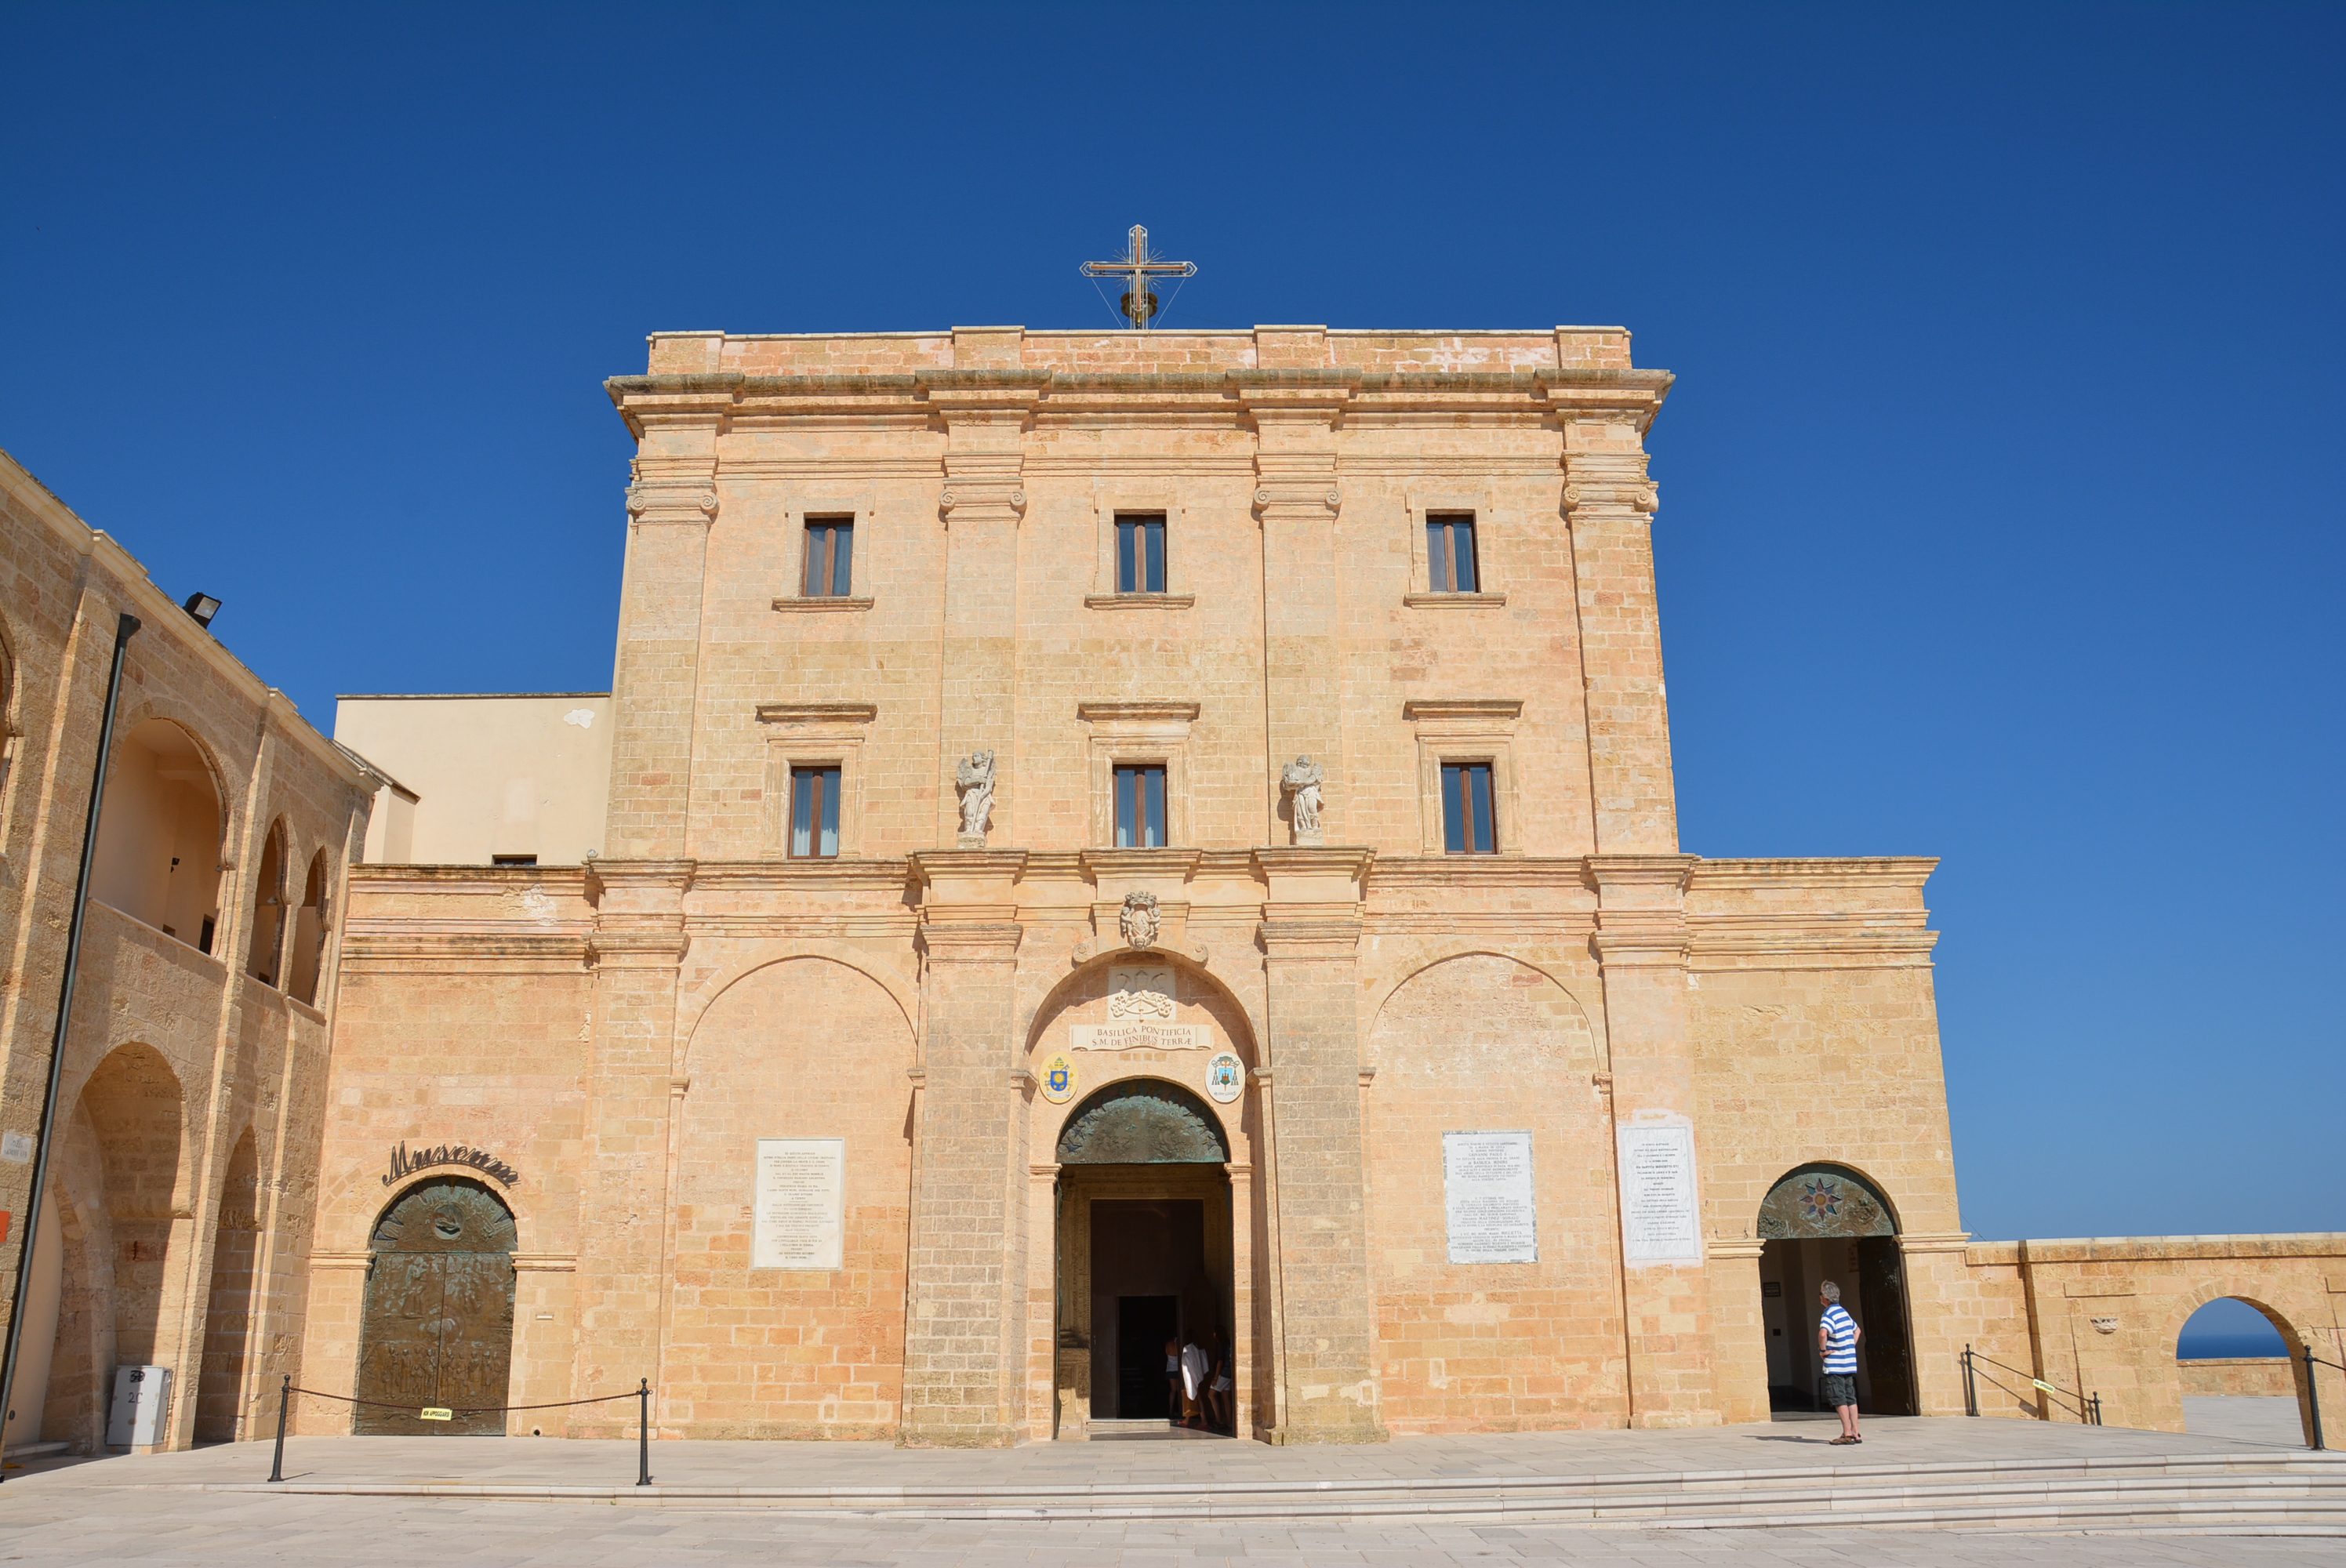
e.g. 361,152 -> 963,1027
106,1364 -> 172,1447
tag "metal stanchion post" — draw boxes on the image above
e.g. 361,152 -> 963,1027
637,1378 -> 651,1486
268,1375 -> 290,1483
2307,1348 -> 2324,1452
1963,1346 -> 1977,1417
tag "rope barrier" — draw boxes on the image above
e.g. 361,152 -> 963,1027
281,1385 -> 641,1415
266,1375 -> 654,1486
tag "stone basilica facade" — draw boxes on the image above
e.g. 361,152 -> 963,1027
4,324 -> 2338,1457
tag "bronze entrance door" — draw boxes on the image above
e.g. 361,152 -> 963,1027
354,1178 -> 518,1436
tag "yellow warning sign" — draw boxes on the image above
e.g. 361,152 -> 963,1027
419,1406 -> 453,1421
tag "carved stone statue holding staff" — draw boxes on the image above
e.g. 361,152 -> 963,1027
1280,755 -> 1325,845
955,750 -> 996,848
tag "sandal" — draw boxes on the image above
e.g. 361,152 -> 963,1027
1828,1436 -> 1858,1445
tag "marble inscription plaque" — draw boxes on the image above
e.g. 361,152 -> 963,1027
753,1137 -> 844,1270
1068,1022 -> 1209,1051
1617,1125 -> 1701,1263
1443,1131 -> 1538,1264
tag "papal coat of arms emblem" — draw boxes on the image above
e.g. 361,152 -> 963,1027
1119,890 -> 1160,949
1040,1053 -> 1077,1104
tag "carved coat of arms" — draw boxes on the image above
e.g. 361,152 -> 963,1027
1118,890 -> 1160,950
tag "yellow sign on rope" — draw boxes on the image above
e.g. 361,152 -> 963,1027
419,1407 -> 453,1421
2030,1379 -> 2057,1394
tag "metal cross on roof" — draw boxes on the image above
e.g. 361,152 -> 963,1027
1081,225 -> 1197,332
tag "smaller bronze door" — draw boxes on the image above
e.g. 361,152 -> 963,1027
1857,1235 -> 1917,1417
355,1178 -> 518,1436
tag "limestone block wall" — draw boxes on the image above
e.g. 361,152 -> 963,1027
2179,1357 -> 2297,1397
300,866 -> 594,1434
1958,1235 -> 2346,1446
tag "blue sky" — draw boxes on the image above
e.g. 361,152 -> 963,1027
5,4 -> 2338,1243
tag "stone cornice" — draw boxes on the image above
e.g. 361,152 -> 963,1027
604,368 -> 1673,426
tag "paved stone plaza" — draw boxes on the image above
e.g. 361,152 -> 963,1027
2,1419 -> 2341,1565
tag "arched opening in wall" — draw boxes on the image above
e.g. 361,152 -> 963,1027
2175,1297 -> 2312,1446
194,1130 -> 263,1443
79,1044 -> 187,1382
354,1178 -> 518,1436
245,822 -> 288,985
89,720 -> 223,953
286,849 -> 330,1005
1055,1079 -> 1233,1433
1756,1164 -> 1916,1418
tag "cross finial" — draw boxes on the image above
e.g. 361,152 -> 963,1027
1080,225 -> 1197,332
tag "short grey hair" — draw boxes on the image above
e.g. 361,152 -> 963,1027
1819,1280 -> 1842,1303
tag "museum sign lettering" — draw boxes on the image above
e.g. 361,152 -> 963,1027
382,1140 -> 521,1189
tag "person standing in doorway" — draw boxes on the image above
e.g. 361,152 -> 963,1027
1818,1280 -> 1863,1444
1179,1335 -> 1211,1430
1164,1334 -> 1183,1427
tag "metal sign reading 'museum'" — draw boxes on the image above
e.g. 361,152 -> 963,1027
381,1141 -> 521,1188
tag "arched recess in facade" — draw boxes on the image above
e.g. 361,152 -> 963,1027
1363,951 -> 1613,1434
20,1042 -> 192,1453
1754,1163 -> 1916,1417
354,1177 -> 518,1436
671,954 -> 916,1440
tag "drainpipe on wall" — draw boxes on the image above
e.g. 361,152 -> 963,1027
0,612 -> 140,1478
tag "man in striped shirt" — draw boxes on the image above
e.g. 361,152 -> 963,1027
1818,1280 -> 1863,1443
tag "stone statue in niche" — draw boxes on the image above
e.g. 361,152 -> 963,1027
1119,890 -> 1160,950
954,750 -> 996,848
1280,755 -> 1325,845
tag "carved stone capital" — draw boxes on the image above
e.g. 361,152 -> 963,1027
626,482 -> 720,522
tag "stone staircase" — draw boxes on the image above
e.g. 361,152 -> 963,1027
223,1449 -> 2346,1532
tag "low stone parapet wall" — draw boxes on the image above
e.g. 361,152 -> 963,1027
2177,1357 -> 2295,1398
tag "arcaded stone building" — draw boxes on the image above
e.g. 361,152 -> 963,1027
6,325 -> 2340,1457
0,448 -> 380,1456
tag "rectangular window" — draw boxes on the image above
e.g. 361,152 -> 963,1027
790,765 -> 842,857
490,854 -> 538,867
1116,514 -> 1166,593
1440,762 -> 1496,853
1113,764 -> 1168,848
1426,514 -> 1479,593
803,518 -> 855,597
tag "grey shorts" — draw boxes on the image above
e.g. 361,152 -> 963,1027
1820,1372 -> 1859,1410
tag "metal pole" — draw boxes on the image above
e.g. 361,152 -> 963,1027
0,612 -> 140,1484
1963,1346 -> 1977,1417
2308,1347 -> 2325,1452
268,1375 -> 290,1482
636,1378 -> 650,1486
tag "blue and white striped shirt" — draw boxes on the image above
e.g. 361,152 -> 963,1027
1821,1304 -> 1858,1373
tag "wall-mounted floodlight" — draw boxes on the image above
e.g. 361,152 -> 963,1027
181,593 -> 222,630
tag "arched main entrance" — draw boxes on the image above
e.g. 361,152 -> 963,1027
354,1178 -> 518,1436
1756,1164 -> 1916,1417
1053,1080 -> 1233,1436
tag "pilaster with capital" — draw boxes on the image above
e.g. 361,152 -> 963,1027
1253,846 -> 1385,1443
1244,373 -> 1356,846
1587,852 -> 1719,1428
900,850 -> 1030,1446
606,395 -> 728,858
930,375 -> 1040,849
1561,408 -> 1676,855
570,858 -> 694,1425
